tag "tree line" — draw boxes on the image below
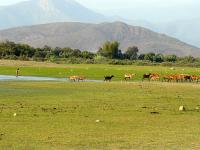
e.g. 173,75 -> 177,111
0,40 -> 199,66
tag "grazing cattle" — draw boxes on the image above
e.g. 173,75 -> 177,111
191,75 -> 200,83
69,76 -> 79,82
173,74 -> 192,82
69,76 -> 86,82
162,75 -> 172,82
179,74 -> 187,82
104,75 -> 114,82
163,74 -> 192,83
150,74 -> 160,81
168,74 -> 183,82
77,76 -> 86,82
157,74 -> 200,83
142,73 -> 151,81
124,74 -> 136,81
183,74 -> 192,82
173,74 -> 184,82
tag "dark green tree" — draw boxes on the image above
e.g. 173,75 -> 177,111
138,54 -> 145,60
124,46 -> 139,60
153,54 -> 164,62
61,47 -> 74,58
53,47 -> 62,57
72,49 -> 81,57
98,41 -> 120,59
164,55 -> 177,62
144,53 -> 156,62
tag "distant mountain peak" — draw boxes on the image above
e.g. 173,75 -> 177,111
37,0 -> 54,12
0,0 -> 106,29
36,0 -> 76,10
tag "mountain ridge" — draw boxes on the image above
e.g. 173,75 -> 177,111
0,21 -> 199,56
0,0 -> 200,49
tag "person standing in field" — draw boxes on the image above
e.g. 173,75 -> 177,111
16,68 -> 20,77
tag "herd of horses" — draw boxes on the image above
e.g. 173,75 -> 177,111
69,73 -> 200,83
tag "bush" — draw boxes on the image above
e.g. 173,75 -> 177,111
160,62 -> 174,66
19,55 -> 29,61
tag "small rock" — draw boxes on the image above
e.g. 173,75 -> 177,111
179,106 -> 186,111
96,120 -> 100,123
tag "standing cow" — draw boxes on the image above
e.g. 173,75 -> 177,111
124,74 -> 136,81
104,75 -> 114,82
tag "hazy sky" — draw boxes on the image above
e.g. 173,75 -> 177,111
0,0 -> 199,22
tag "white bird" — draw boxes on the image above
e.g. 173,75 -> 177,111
13,113 -> 17,117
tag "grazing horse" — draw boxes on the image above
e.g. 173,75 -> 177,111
104,75 -> 114,82
142,73 -> 152,81
124,74 -> 136,81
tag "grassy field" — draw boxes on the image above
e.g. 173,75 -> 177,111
0,60 -> 200,81
0,60 -> 200,149
0,81 -> 200,149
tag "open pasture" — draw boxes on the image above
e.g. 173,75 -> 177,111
0,81 -> 200,149
0,60 -> 200,81
0,60 -> 200,149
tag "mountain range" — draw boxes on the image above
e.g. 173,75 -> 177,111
0,0 -> 199,56
0,22 -> 199,56
133,19 -> 200,49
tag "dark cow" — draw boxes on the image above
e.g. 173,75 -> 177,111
183,75 -> 192,82
142,73 -> 152,81
104,75 -> 114,82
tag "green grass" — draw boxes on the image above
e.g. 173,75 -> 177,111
0,81 -> 200,149
0,63 -> 200,81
